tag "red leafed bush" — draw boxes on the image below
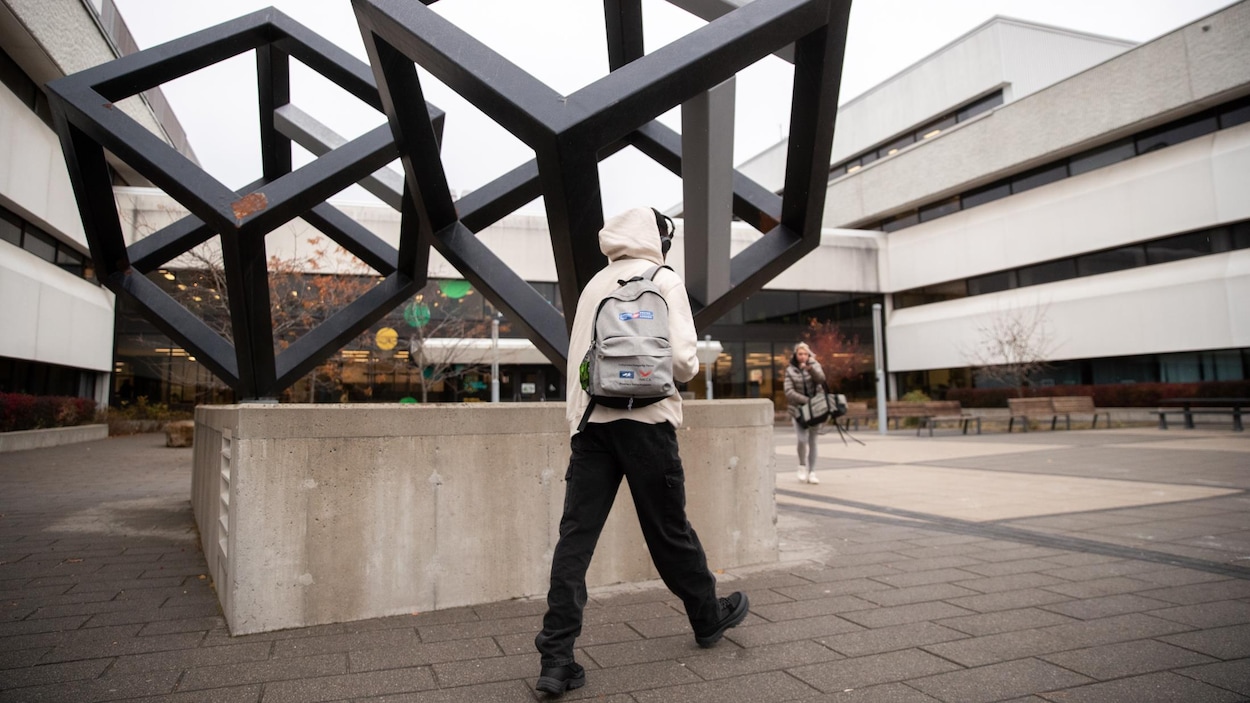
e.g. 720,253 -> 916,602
0,393 -> 98,432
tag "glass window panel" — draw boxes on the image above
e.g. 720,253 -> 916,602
924,280 -> 967,301
1220,99 -> 1250,129
743,290 -> 799,324
1076,246 -> 1147,276
957,91 -> 1003,122
1136,114 -> 1218,154
1068,138 -> 1135,177
1160,353 -> 1201,383
918,196 -> 961,223
1017,259 -> 1076,287
1091,354 -> 1159,385
1209,226 -> 1232,253
0,210 -> 20,246
1203,349 -> 1244,381
966,270 -> 1016,296
880,211 -> 919,233
715,303 -> 743,325
879,133 -> 914,158
55,247 -> 84,276
961,181 -> 1011,209
1232,221 -> 1250,250
1011,162 -> 1068,195
798,292 -> 848,322
745,342 -> 773,401
859,150 -> 878,166
1145,231 -> 1213,264
22,226 -> 56,261
918,114 -> 957,140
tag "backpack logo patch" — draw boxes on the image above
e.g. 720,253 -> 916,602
618,370 -> 635,379
618,310 -> 654,321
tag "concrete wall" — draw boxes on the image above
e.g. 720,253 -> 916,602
0,424 -> 107,452
192,401 -> 776,635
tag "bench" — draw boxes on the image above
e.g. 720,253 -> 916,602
1008,396 -> 1109,432
886,401 -> 982,436
841,401 -> 875,430
1156,399 -> 1246,432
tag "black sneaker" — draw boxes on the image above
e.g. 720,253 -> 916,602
536,662 -> 586,695
694,591 -> 749,647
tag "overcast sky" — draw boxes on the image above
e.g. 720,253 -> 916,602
110,0 -> 1236,216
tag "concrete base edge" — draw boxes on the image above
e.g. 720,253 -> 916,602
192,401 -> 778,635
0,424 -> 109,453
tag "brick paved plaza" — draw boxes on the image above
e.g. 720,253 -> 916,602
1,425 -> 1248,702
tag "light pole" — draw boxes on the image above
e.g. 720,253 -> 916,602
695,335 -> 723,400
490,313 -> 500,403
873,303 -> 887,434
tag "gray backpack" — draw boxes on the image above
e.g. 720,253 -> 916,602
577,266 -> 675,430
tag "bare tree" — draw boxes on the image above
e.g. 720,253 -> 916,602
404,284 -> 497,403
963,304 -> 1057,397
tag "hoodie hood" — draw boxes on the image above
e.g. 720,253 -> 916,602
599,207 -> 664,265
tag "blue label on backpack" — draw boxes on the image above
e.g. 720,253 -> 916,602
619,371 -> 635,379
618,310 -> 654,321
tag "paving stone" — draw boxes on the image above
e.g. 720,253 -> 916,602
1042,576 -> 1157,599
871,569 -> 981,589
952,573 -> 1070,594
725,613 -> 863,648
1041,639 -> 1218,680
125,685 -> 262,703
369,680 -> 539,703
888,556 -> 985,573
859,584 -> 981,607
1177,658 -> 1250,696
943,588 -> 1072,614
956,559 -> 1064,578
960,546 -> 1065,563
470,599 -> 549,621
417,615 -> 538,643
790,564 -> 904,583
0,658 -> 110,688
824,552 -> 909,568
1039,593 -> 1173,620
789,648 -> 960,693
86,604 -> 222,628
630,669 -> 818,703
908,657 -> 1092,703
137,615 -> 225,636
429,652 -> 537,688
272,628 -> 418,658
260,666 -> 436,702
921,629 -> 1068,668
1150,600 -> 1250,628
934,608 -> 1076,636
752,595 -> 879,622
774,579 -> 896,601
621,613 -> 696,639
40,630 -> 207,663
679,639 -> 841,680
177,652 -> 346,691
585,633 -> 711,668
819,622 -> 968,658
1141,580 -> 1250,605
1040,671 -> 1244,702
0,614 -> 89,636
802,682 -> 943,702
108,641 -> 273,675
0,669 -> 180,703
558,660 -> 701,699
1041,559 -> 1168,582
1161,623 -> 1250,659
839,602 -> 976,629
1131,568 -> 1233,588
349,637 -> 502,672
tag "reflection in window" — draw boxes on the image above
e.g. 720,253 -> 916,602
1076,246 -> 1146,276
960,182 -> 1011,209
1017,259 -> 1076,287
1069,138 -> 1135,177
1011,163 -> 1068,195
22,227 -> 56,262
919,196 -> 961,223
1136,114 -> 1218,154
881,211 -> 919,233
0,211 -> 21,246
1146,231 -> 1212,265
742,290 -> 799,324
966,271 -> 1016,296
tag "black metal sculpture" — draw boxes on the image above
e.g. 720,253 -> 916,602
48,0 -> 850,400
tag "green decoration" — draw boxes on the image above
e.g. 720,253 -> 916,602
404,301 -> 431,328
438,280 -> 472,299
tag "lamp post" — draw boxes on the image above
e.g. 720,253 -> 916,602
873,303 -> 887,434
695,335 -> 723,400
490,313 -> 500,403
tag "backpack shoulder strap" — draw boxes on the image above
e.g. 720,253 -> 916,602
646,265 -> 673,282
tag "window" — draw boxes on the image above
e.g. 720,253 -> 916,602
742,291 -> 799,324
1017,259 -> 1076,287
918,196 -> 961,223
22,226 -> 56,262
918,114 -> 956,140
1011,163 -> 1067,195
1076,246 -> 1146,276
1145,231 -> 1213,264
55,247 -> 85,277
0,209 -> 21,246
1068,138 -> 1135,177
956,91 -> 1003,122
880,210 -> 919,233
879,133 -> 914,158
1232,221 -> 1250,250
1135,114 -> 1218,154
797,292 -> 848,322
1220,99 -> 1250,129
961,182 -> 1010,209
966,270 -> 1016,296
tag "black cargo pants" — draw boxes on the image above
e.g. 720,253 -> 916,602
535,419 -> 719,666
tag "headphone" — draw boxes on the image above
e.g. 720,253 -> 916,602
651,207 -> 675,256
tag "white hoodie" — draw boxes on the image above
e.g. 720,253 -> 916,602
565,208 -> 700,436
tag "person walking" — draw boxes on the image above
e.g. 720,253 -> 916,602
534,207 -> 749,695
784,342 -> 825,484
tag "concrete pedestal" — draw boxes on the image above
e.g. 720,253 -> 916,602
191,401 -> 777,635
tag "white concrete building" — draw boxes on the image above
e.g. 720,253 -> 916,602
742,5 -> 1250,396
0,0 -> 192,404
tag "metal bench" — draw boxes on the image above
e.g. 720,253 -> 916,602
1156,398 -> 1246,431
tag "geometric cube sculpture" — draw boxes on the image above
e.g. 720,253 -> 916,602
46,9 -> 439,400
355,0 -> 852,331
49,0 -> 851,399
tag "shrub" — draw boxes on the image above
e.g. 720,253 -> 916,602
946,380 -> 1250,408
0,393 -> 98,432
900,390 -> 931,403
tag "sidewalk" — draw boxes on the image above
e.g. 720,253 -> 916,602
2,427 -> 1248,702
